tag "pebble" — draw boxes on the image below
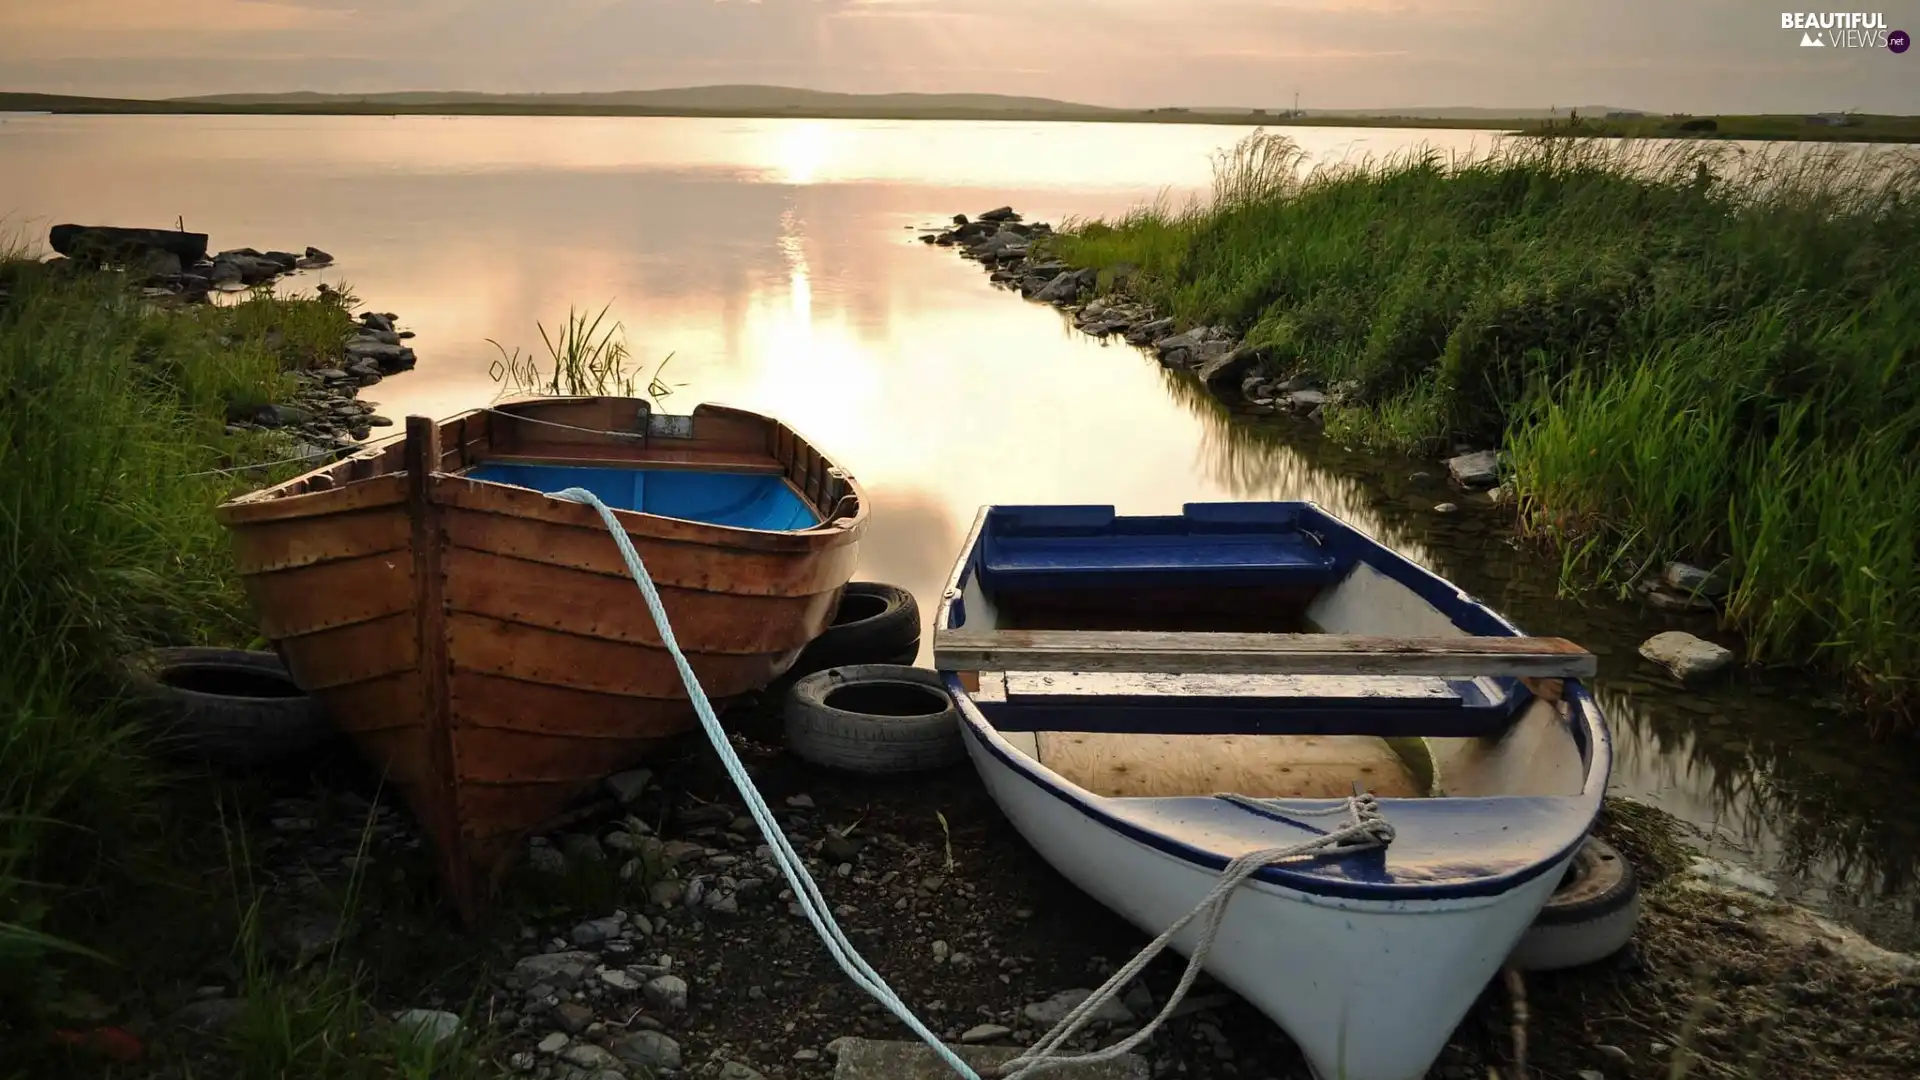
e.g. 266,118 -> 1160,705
612,1029 -> 683,1071
600,969 -> 642,992
1024,988 -> 1134,1026
537,1032 -> 571,1055
393,1008 -> 462,1048
560,1043 -> 622,1070
960,1023 -> 1013,1044
644,974 -> 689,1011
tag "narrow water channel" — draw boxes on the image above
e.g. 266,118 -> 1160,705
3,112 -> 1914,951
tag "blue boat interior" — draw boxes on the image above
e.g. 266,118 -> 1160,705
465,462 -> 820,531
951,502 -> 1560,743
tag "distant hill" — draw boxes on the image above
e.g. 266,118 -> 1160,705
169,85 -> 1128,114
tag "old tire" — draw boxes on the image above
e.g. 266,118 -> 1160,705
787,583 -> 921,678
783,664 -> 963,774
1508,836 -> 1642,971
123,647 -> 333,769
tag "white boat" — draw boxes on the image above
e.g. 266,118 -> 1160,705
932,502 -> 1609,1080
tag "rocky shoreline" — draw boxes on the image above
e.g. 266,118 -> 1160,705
225,305 -> 419,469
36,225 -> 423,473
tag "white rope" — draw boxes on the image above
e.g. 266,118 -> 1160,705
483,406 -> 651,441
555,482 -> 1397,1079
548,486 -> 985,1079
991,793 -> 1394,1079
181,447 -> 343,478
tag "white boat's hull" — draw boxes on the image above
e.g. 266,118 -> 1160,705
964,726 -> 1572,1080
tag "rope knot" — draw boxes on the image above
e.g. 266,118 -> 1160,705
1347,791 -> 1396,847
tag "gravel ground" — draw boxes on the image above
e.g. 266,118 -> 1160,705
130,698 -> 1917,1080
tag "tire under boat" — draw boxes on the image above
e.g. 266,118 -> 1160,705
214,398 -> 866,923
932,502 -> 1608,1080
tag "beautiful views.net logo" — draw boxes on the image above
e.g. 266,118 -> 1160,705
1780,12 -> 1909,51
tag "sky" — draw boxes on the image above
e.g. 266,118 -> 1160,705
1,0 -> 1915,114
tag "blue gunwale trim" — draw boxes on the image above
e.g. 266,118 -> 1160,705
932,501 -> 1616,903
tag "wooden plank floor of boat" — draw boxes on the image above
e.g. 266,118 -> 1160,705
1018,732 -> 1427,799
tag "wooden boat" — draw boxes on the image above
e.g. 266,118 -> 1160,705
932,502 -> 1606,1080
215,398 -> 866,922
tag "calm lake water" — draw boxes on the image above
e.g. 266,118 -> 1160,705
3,114 -> 1916,951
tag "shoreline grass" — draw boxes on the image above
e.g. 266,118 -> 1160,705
0,253 -> 495,1076
1047,132 -> 1920,731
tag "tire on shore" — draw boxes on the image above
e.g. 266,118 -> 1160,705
785,582 -> 921,678
122,647 -> 334,769
782,664 -> 964,775
1507,836 -> 1643,971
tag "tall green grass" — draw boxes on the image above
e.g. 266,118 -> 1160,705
0,255 -> 354,1017
1050,132 -> 1920,728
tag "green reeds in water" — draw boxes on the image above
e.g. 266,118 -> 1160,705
487,302 -> 679,402
1048,131 -> 1920,728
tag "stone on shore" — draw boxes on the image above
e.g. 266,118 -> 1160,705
833,1039 -> 1147,1080
1638,631 -> 1735,682
978,206 -> 1021,222
1196,344 -> 1264,388
1446,449 -> 1501,489
1661,561 -> 1729,599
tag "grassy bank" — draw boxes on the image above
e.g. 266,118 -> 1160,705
1521,112 -> 1920,143
1049,133 -> 1920,730
0,254 -> 494,1077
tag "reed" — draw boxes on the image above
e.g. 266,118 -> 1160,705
1050,132 -> 1920,728
487,302 -> 679,401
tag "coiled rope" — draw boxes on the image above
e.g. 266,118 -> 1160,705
554,485 -> 1396,1079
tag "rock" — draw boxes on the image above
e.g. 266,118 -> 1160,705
355,328 -> 402,346
554,1002 -> 595,1034
1578,1072 -> 1605,1080
600,968 -> 642,992
537,1032 -> 571,1055
248,403 -> 313,429
527,844 -> 567,875
1594,1045 -> 1631,1066
49,223 -> 210,265
613,1029 -> 683,1071
833,1039 -> 1147,1080
1194,345 -> 1264,389
168,997 -> 246,1032
1284,389 -> 1328,411
1023,988 -> 1133,1027
1446,450 -> 1501,489
559,1043 -> 621,1071
1661,561 -> 1729,599
511,951 -> 597,991
959,1023 -> 1012,1044
979,206 -> 1021,222
719,1064 -> 767,1080
393,1009 -> 462,1049
643,974 -> 688,1011
209,260 -> 244,286
361,312 -> 396,333
571,916 -> 625,946
951,214 -> 969,225
344,340 -> 412,372
1033,269 -> 1093,304
261,251 -> 300,272
138,249 -> 183,281
1433,503 -> 1459,514
1637,631 -> 1735,682
304,245 -> 334,263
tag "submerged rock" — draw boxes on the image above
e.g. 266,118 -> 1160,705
1661,561 -> 1729,599
1637,631 -> 1735,682
1446,449 -> 1501,489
